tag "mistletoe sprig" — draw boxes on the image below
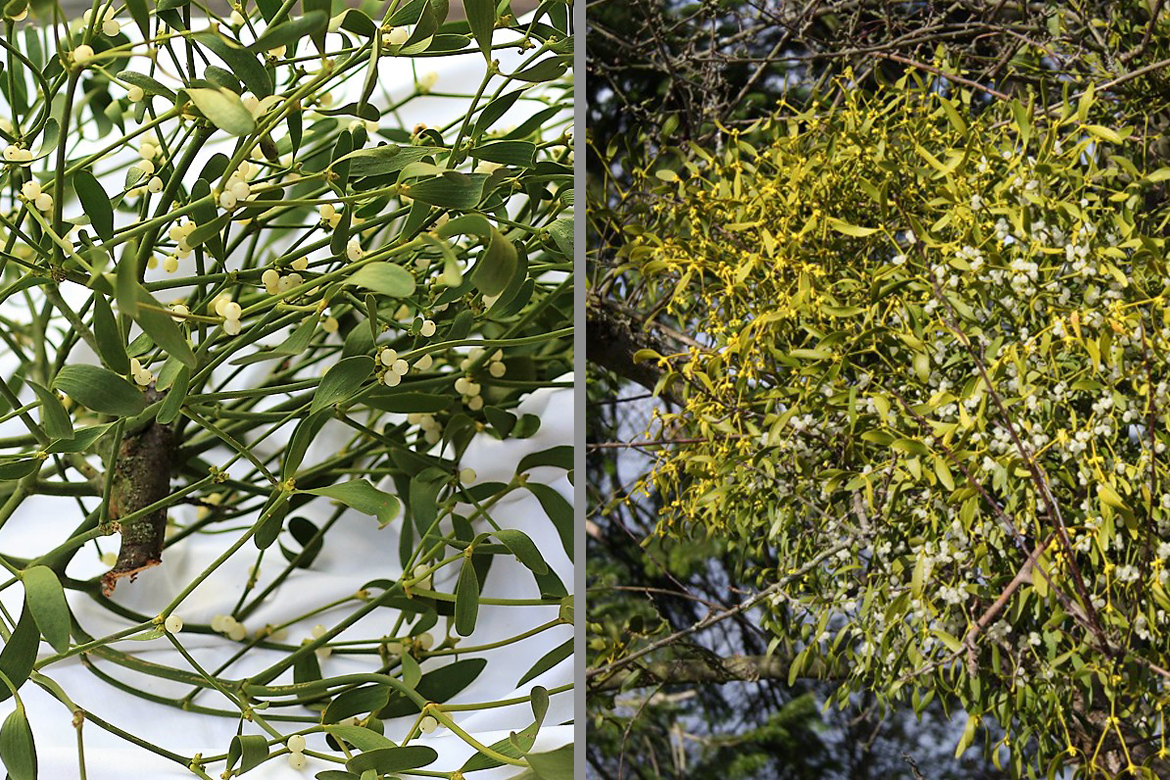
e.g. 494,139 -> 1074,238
0,0 -> 574,776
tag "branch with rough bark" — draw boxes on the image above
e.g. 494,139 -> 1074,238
586,292 -> 677,400
102,387 -> 176,596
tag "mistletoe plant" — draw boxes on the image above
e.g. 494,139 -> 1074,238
589,76 -> 1170,778
0,0 -> 573,776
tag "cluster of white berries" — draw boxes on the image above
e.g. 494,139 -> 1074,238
452,349 -> 506,411
381,25 -> 409,47
1009,256 -> 1040,296
980,424 -> 1016,456
1090,392 -> 1114,416
983,620 -> 1009,643
1064,239 -> 1091,267
82,7 -> 120,36
1062,428 -> 1095,458
938,584 -> 967,606
126,140 -> 164,198
210,613 -> 248,641
261,258 -> 307,295
217,163 -> 257,210
453,374 -> 484,410
953,244 -> 984,272
994,217 -> 1011,242
19,179 -> 53,213
1114,564 -> 1140,584
318,203 -> 343,230
129,357 -> 154,387
214,293 -> 243,335
155,220 -> 197,272
378,347 -> 411,387
286,734 -> 308,770
407,413 -> 443,445
458,347 -> 504,375
139,136 -> 161,161
2,145 -> 33,163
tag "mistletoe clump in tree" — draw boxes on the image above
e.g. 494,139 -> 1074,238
589,77 -> 1170,777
